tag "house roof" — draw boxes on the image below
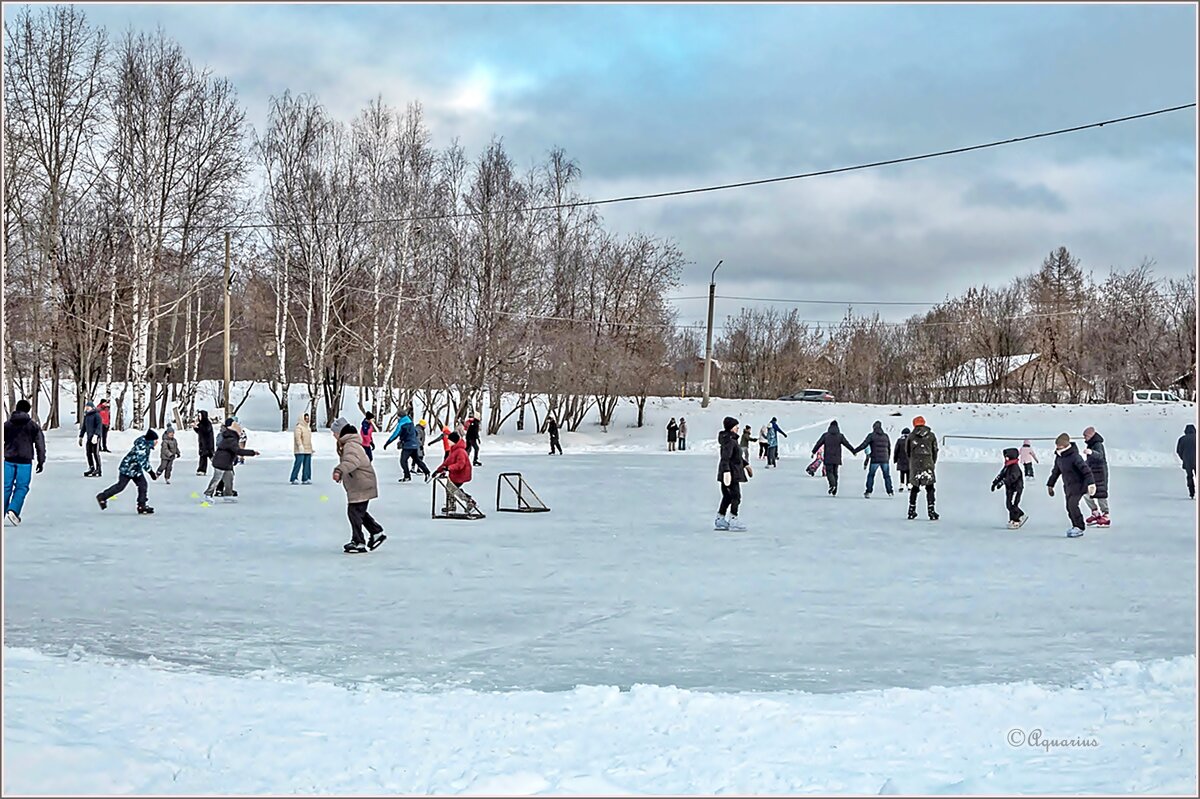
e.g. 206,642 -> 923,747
937,353 -> 1041,388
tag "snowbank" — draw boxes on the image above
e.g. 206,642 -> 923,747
2,647 -> 1194,795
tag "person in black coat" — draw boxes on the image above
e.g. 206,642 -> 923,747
194,410 -> 215,475
1047,433 -> 1096,537
855,420 -> 894,498
1177,423 -> 1196,499
204,421 -> 259,499
991,447 -> 1026,528
78,401 -> 104,477
715,416 -> 752,531
547,417 -> 562,455
893,427 -> 911,489
465,416 -> 482,466
812,420 -> 856,496
1082,426 -> 1110,525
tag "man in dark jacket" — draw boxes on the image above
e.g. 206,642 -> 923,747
204,420 -> 259,500
1177,424 -> 1196,499
716,416 -> 752,531
1047,432 -> 1096,538
893,427 -> 911,489
855,420 -> 894,498
4,400 -> 47,525
812,420 -> 856,496
547,416 -> 563,455
78,401 -> 104,477
905,416 -> 939,520
1082,426 -> 1110,526
194,410 -> 215,475
465,416 -> 482,466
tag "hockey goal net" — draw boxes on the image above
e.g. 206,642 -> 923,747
496,472 -> 549,513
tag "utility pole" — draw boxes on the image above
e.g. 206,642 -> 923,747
701,259 -> 723,408
223,231 -> 231,419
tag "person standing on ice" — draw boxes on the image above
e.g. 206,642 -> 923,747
991,447 -> 1026,528
893,427 -> 911,490
1019,439 -> 1039,479
758,423 -> 769,460
158,426 -> 180,485
1047,432 -> 1096,538
678,417 -> 688,451
855,420 -> 895,498
360,412 -> 378,462
291,412 -> 314,485
78,401 -> 104,477
384,411 -> 430,483
204,419 -> 259,501
1082,426 -> 1110,527
547,416 -> 563,455
666,418 -> 679,452
96,398 -> 112,452
811,420 -> 854,494
715,416 -> 752,531
465,414 -> 483,466
765,416 -> 788,467
738,422 -> 754,463
1176,424 -> 1196,499
193,410 -> 215,475
96,429 -> 159,514
4,399 -> 46,526
416,418 -> 429,459
905,416 -> 939,520
432,432 -> 478,515
331,417 -> 385,554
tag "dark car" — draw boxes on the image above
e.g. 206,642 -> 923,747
778,388 -> 836,402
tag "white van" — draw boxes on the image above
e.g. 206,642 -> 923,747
1132,389 -> 1186,404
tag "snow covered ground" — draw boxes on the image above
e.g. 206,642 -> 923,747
4,397 -> 1197,794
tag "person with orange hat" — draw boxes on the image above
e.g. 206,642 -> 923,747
905,415 -> 939,520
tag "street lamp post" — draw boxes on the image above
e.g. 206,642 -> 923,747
701,259 -> 723,408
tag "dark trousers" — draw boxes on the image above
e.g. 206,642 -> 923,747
1005,486 -> 1024,522
159,457 -> 175,480
101,473 -> 148,506
678,436 -> 686,451
401,448 -> 430,479
1023,463 -> 1034,478
719,480 -> 741,516
866,462 -> 893,494
758,442 -> 767,459
467,438 -> 481,463
549,436 -> 562,455
1064,490 -> 1085,530
86,440 -> 102,475
767,445 -> 779,466
897,467 -> 908,485
1187,467 -> 1195,498
365,446 -> 374,462
101,424 -> 110,450
198,454 -> 210,474
909,483 -> 936,511
826,463 -> 840,491
347,500 -> 383,545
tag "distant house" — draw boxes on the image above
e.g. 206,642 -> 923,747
936,353 -> 1093,403
673,356 -> 722,396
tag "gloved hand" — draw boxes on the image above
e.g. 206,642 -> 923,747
1087,483 -> 1096,497
149,470 -> 158,481
36,463 -> 44,474
991,483 -> 997,492
78,438 -> 83,447
1047,486 -> 1055,497
745,466 -> 753,479
722,471 -> 731,486
382,441 -> 390,450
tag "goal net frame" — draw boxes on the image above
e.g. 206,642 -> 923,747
496,472 -> 550,513
940,435 -> 1060,445
430,474 -> 486,520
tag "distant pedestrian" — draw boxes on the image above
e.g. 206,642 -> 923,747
547,416 -> 563,455
1082,426 -> 1110,527
465,414 -> 482,466
811,420 -> 854,493
1019,439 -> 1039,479
1177,424 -> 1196,499
193,410 -> 215,475
893,427 -> 911,490
715,416 -> 752,532
96,399 -> 112,452
78,400 -> 104,477
990,447 -> 1026,528
291,412 -> 314,485
758,424 -> 769,460
678,417 -> 688,451
905,416 -> 939,520
766,417 -> 788,467
360,413 -> 378,461
666,418 -> 679,452
1047,432 -> 1095,538
4,399 -> 46,526
739,423 -> 754,463
158,426 -> 180,485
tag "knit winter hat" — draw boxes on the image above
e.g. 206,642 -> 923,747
723,416 -> 738,431
330,416 -> 351,434
1023,439 -> 1031,446
145,429 -> 159,441
1083,426 -> 1096,440
15,399 -> 31,413
418,419 -> 426,426
912,415 -> 926,428
224,417 -> 235,427
902,427 -> 911,435
1055,432 -> 1071,449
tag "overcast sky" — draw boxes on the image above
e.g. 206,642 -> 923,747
42,2 -> 1198,327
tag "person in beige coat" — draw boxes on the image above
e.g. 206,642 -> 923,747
290,413 -> 314,484
331,417 -> 385,553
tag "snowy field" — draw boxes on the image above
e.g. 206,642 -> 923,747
4,395 -> 1197,794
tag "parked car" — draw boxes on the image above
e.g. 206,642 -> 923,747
778,388 -> 836,402
1132,389 -> 1187,404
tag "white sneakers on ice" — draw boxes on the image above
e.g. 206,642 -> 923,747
4,510 -> 20,526
1066,527 -> 1085,538
727,516 -> 747,532
714,515 -> 730,531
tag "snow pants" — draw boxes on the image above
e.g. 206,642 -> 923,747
549,436 -> 562,455
909,483 -> 936,512
897,467 -> 909,486
1023,463 -> 1035,479
197,453 -> 210,474
826,463 -> 839,492
101,473 -> 148,507
1005,486 -> 1024,522
444,480 -> 475,513
4,461 -> 32,517
158,457 -> 176,481
1064,490 -> 1085,531
467,438 -> 481,464
401,448 -> 430,479
865,462 -> 893,495
347,500 -> 383,546
1186,467 -> 1195,499
719,480 -> 741,517
767,445 -> 779,467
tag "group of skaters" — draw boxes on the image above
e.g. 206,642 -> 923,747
714,414 -> 1199,538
